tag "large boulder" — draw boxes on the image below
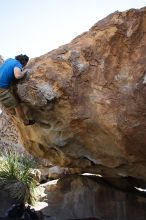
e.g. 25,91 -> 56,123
41,175 -> 146,220
9,7 -> 146,183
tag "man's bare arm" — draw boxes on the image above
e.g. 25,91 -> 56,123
14,67 -> 25,79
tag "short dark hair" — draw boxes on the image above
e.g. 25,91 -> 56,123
15,54 -> 29,67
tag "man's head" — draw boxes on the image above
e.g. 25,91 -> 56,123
15,54 -> 29,67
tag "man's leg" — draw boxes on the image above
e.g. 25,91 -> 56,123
0,88 -> 35,125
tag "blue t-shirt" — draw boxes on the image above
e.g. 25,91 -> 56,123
0,58 -> 22,89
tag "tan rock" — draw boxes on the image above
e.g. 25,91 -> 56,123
0,108 -> 25,154
4,8 -> 146,182
41,175 -> 146,220
41,166 -> 82,180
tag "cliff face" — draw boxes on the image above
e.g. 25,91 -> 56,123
11,8 -> 146,183
42,175 -> 146,220
0,110 -> 24,153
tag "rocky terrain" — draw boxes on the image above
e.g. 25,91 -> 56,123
14,7 -> 146,183
1,7 -> 146,220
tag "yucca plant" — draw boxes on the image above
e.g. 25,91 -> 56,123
0,151 -> 38,205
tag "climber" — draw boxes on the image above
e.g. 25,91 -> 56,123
0,54 -> 35,126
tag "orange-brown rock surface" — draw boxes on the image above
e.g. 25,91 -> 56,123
41,175 -> 146,220
9,8 -> 146,185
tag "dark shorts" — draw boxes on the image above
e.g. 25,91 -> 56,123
0,88 -> 19,108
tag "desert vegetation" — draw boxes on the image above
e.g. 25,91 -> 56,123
0,151 -> 38,205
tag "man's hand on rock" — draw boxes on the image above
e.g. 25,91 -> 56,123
22,68 -> 31,80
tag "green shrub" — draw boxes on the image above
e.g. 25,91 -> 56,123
0,152 -> 38,205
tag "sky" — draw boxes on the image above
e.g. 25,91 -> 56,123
0,0 -> 146,59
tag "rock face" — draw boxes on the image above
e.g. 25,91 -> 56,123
11,8 -> 146,183
0,109 -> 24,154
1,175 -> 146,220
0,189 -> 16,217
41,175 -> 146,220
